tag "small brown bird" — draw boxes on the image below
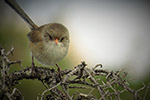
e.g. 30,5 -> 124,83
4,0 -> 70,71
27,23 -> 69,66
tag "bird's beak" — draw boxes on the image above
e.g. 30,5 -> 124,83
55,38 -> 58,45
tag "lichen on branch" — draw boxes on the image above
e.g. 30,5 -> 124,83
0,46 -> 149,100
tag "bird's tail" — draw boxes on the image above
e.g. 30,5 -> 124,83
4,0 -> 38,30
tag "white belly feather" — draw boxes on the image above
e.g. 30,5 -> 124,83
33,41 -> 68,66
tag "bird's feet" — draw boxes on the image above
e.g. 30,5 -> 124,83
31,62 -> 36,74
31,56 -> 36,74
56,64 -> 62,80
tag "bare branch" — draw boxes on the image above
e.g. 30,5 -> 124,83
41,82 -> 61,100
0,46 -> 149,100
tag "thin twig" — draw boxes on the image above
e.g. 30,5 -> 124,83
84,68 -> 104,96
61,85 -> 72,100
143,82 -> 150,100
41,82 -> 61,100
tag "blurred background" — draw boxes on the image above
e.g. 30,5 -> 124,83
0,0 -> 150,99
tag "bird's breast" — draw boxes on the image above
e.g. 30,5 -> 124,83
30,41 -> 68,66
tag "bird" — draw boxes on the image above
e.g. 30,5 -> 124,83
27,23 -> 69,67
4,0 -> 70,72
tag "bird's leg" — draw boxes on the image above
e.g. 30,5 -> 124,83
56,64 -> 61,72
56,64 -> 62,79
31,55 -> 36,73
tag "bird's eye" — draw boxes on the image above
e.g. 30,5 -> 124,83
46,32 -> 53,40
60,37 -> 64,42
